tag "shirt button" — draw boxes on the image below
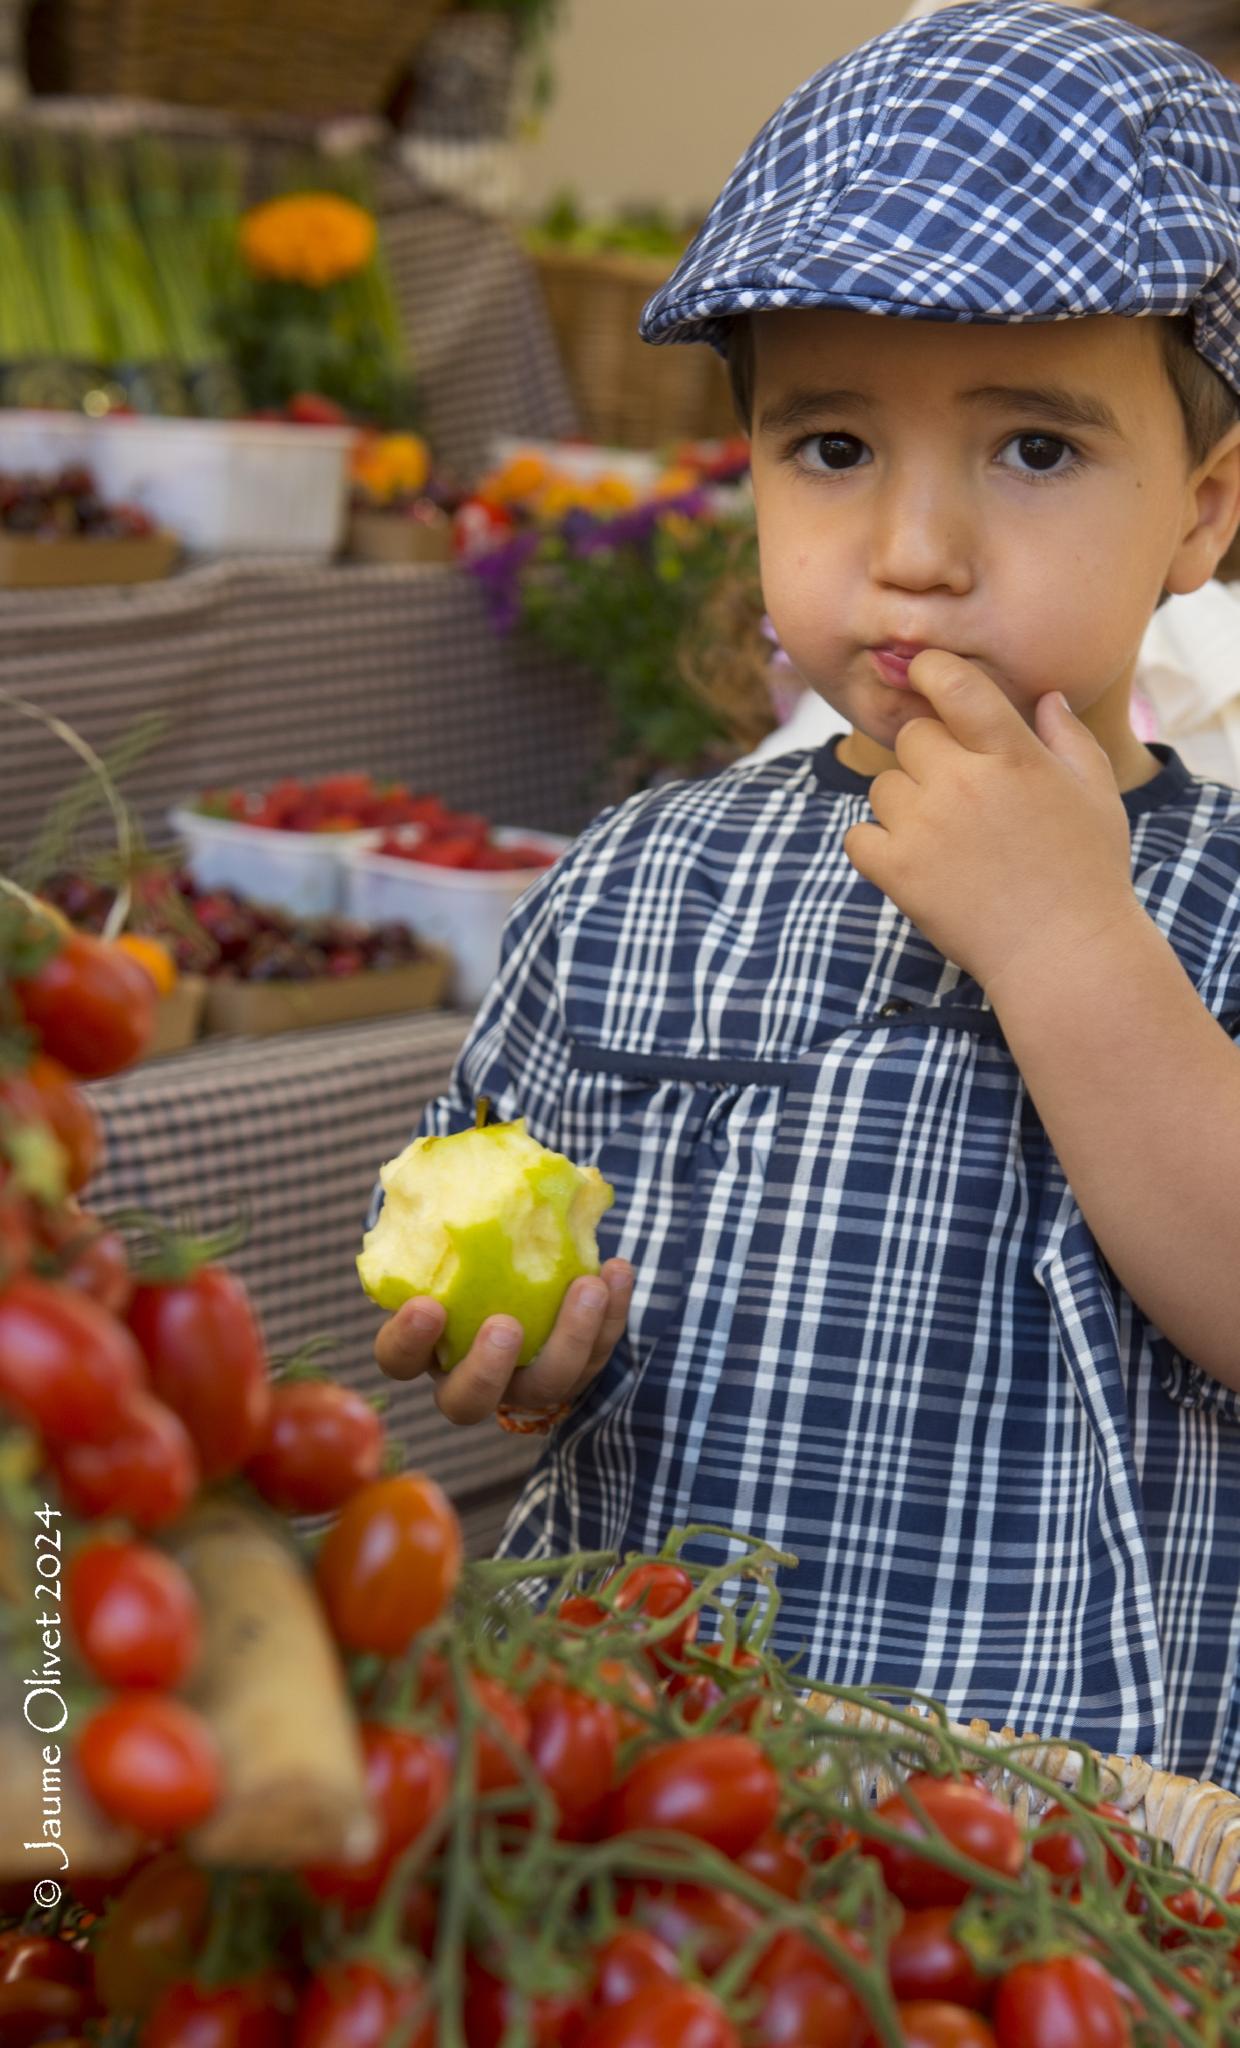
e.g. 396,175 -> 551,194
878,1000 -> 914,1018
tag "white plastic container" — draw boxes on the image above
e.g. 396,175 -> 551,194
342,829 -> 570,1007
0,412 -> 357,558
169,807 -> 372,918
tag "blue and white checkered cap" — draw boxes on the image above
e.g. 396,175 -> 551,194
639,1 -> 1240,398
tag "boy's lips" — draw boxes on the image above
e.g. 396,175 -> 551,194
869,642 -> 929,689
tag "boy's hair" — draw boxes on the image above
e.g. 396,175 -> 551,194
724,312 -> 1240,472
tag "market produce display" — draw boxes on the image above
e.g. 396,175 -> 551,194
0,467 -> 156,543
358,1106 -> 614,1365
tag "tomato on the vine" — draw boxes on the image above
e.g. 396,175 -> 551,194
0,1930 -> 91,1987
899,2002 -> 999,2048
1030,1802 -> 1139,1899
40,1208 -> 131,1316
301,1721 -> 450,1912
90,1852 -> 210,2018
668,1640 -> 766,1728
143,1973 -> 296,2048
25,1054 -> 102,1191
595,1655 -> 658,1743
67,1537 -> 201,1691
294,1960 -> 432,2048
736,1825 -> 811,1899
316,1473 -> 462,1657
0,1275 -> 145,1442
992,1956 -> 1133,2048
616,1881 -> 760,1975
417,1655 -> 531,1793
590,1929 -> 679,2008
745,1925 -> 873,2048
127,1263 -> 272,1481
76,1692 -> 221,1837
605,1732 -> 779,1857
525,1677 -> 620,1839
888,1907 -> 992,2010
244,1379 -> 385,1514
574,1981 -> 742,2048
15,929 -> 158,1079
865,1774 -> 1025,1908
51,1389 -> 201,1530
463,1957 -> 587,2048
608,1560 -> 698,1675
0,1977 -> 94,2046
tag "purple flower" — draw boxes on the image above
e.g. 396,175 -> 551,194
467,528 -> 541,632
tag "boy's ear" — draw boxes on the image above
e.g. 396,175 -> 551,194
1165,422 -> 1240,595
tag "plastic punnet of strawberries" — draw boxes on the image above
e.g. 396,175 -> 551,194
3,893 -> 1240,2048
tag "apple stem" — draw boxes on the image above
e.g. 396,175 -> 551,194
474,1096 -> 491,1129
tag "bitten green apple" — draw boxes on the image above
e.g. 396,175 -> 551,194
357,1111 -> 614,1369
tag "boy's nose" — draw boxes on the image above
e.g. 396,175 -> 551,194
868,470 -> 976,597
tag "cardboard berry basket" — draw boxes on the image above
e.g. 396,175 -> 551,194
145,971 -> 208,1057
199,945 -> 451,1038
0,529 -> 180,588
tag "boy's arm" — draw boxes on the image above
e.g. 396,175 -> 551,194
843,651 -> 1240,1392
990,908 -> 1240,1391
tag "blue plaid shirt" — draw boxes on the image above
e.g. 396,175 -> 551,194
408,740 -> 1240,1784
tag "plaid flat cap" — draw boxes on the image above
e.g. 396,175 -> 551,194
639,1 -> 1240,397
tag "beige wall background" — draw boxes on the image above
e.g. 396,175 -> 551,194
514,0 -> 910,218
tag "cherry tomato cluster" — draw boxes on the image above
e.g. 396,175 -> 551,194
0,908 -> 415,1866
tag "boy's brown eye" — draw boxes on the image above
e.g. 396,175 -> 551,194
810,433 -> 866,470
1014,433 -> 1069,472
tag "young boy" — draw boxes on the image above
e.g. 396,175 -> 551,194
375,2 -> 1240,1785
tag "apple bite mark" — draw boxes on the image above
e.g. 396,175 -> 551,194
357,1111 -> 614,1370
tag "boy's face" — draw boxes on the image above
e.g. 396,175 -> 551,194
749,308 -> 1236,778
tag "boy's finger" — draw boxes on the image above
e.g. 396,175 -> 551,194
906,649 -> 1037,758
373,1297 -> 446,1381
580,1258 -> 634,1384
508,1273 -> 613,1412
432,1315 -> 526,1424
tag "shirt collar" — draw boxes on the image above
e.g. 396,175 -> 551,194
811,736 -> 1195,823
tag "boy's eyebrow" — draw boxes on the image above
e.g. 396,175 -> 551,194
757,382 -> 1124,439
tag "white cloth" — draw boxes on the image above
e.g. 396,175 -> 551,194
746,582 -> 1240,788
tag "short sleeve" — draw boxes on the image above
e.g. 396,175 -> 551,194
1154,1338 -> 1240,1423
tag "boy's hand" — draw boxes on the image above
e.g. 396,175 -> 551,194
843,653 -> 1143,1002
373,1259 -> 634,1425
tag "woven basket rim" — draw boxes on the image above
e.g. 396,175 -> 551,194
804,1693 -> 1240,1895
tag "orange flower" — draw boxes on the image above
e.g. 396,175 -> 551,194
352,433 -> 431,503
239,193 -> 377,288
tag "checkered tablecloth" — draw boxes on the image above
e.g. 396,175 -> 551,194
87,1011 -> 543,1553
0,558 -> 614,859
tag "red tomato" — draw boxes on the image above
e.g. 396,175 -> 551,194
43,1210 -> 132,1317
866,1774 -> 1025,1908
559,1593 -> 611,1629
888,1907 -> 992,2010
90,1851 -> 210,2018
609,1560 -> 698,1675
1031,1802 -> 1139,1898
463,1958 -> 587,2047
51,1390 -> 200,1530
899,2003 -> 999,2048
0,1978 -> 93,2044
67,1537 -> 201,1690
144,1974 -> 296,2048
15,930 -> 157,1079
736,1826 -> 811,1899
526,1678 -> 620,1839
1159,1887 -> 1212,1947
617,1881 -> 759,1975
0,1275 -> 145,1442
0,1188 -> 33,1281
605,1733 -> 779,1857
26,1054 -> 103,1191
0,1931 -> 90,1986
76,1692 -> 221,1837
429,1665 -> 531,1794
668,1641 -> 765,1728
316,1474 -> 462,1657
747,1927 -> 871,2048
302,1721 -> 449,1912
591,1929 -> 679,2008
244,1379 -> 385,1513
992,1956 -> 1133,2048
574,1982 -> 741,2048
127,1265 -> 272,1481
294,1960 -> 431,2048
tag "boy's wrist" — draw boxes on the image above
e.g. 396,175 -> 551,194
982,891 -> 1153,1026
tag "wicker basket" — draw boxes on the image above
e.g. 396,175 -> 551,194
530,245 -> 738,452
808,1696 -> 1240,1894
51,0 -> 454,117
